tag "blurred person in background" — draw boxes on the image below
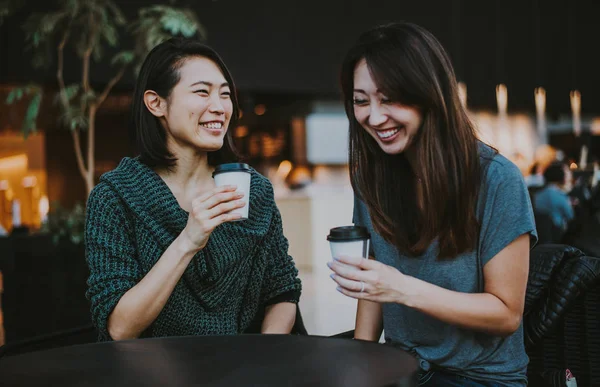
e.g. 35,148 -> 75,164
533,161 -> 575,233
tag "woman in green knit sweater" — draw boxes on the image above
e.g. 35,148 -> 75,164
85,38 -> 302,341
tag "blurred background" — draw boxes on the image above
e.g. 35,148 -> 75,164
0,0 -> 599,346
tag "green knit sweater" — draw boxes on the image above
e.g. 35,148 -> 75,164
85,157 -> 302,340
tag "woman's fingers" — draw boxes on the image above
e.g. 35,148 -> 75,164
330,273 -> 366,293
202,190 -> 244,211
207,199 -> 246,219
207,212 -> 242,229
334,255 -> 376,270
197,185 -> 237,203
327,259 -> 365,281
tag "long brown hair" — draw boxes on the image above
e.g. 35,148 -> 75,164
341,22 -> 483,258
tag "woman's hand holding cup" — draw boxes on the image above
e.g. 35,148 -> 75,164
181,185 -> 245,251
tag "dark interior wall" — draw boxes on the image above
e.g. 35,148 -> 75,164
1,0 -> 599,114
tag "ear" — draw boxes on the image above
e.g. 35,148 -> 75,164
143,90 -> 166,118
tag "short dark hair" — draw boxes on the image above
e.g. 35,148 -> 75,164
543,162 -> 567,184
131,37 -> 240,169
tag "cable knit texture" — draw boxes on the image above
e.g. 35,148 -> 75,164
85,157 -> 301,340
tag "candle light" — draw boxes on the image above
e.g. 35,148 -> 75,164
39,195 -> 49,224
570,90 -> 581,136
12,199 -> 21,227
579,145 -> 588,170
534,87 -> 547,144
458,82 -> 467,109
496,84 -> 508,116
496,84 -> 510,154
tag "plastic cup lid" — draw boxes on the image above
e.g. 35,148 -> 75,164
327,226 -> 370,241
212,163 -> 251,177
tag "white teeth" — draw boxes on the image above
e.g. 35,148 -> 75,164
376,128 -> 400,139
201,122 -> 222,129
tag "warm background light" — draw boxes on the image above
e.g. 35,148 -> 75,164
0,154 -> 28,170
570,90 -> 581,136
254,104 -> 266,116
22,176 -> 37,188
458,82 -> 467,109
496,84 -> 508,115
39,195 -> 49,223
277,160 -> 293,180
534,87 -> 546,144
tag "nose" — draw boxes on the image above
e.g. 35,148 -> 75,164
367,103 -> 387,127
208,93 -> 225,115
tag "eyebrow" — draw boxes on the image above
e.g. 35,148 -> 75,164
354,88 -> 384,94
190,81 -> 230,88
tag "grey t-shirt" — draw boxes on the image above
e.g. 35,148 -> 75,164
353,144 -> 537,386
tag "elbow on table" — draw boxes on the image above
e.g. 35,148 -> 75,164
107,318 -> 138,341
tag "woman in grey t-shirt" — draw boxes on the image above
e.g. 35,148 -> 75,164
328,22 -> 537,386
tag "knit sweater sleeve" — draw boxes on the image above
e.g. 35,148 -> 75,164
261,192 -> 302,306
85,183 -> 143,340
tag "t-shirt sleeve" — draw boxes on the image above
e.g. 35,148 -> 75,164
85,183 -> 143,340
478,158 -> 538,267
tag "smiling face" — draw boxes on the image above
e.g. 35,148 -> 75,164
352,58 -> 423,155
158,56 -> 233,154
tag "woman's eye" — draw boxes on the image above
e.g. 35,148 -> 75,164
352,98 -> 367,105
381,98 -> 392,104
221,91 -> 231,97
194,89 -> 209,95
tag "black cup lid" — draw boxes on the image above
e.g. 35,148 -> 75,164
327,226 -> 370,241
212,163 -> 251,177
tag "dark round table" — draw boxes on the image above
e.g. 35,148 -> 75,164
0,335 -> 418,386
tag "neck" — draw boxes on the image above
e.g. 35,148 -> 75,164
156,144 -> 215,197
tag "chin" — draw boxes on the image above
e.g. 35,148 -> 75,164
376,140 -> 408,155
196,139 -> 225,152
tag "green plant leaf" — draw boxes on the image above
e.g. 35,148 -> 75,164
5,87 -> 20,104
111,50 -> 134,66
54,84 -> 80,105
59,105 -> 88,131
132,5 -> 207,59
22,91 -> 42,138
101,22 -> 118,47
105,0 -> 126,25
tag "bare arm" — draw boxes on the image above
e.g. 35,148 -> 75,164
354,299 -> 383,341
261,302 -> 297,334
402,234 -> 529,336
107,186 -> 244,340
331,234 -> 530,337
107,235 -> 197,340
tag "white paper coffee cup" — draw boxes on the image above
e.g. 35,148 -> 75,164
212,163 -> 251,221
327,226 -> 370,259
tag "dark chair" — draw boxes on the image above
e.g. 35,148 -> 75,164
533,211 -> 563,245
0,323 -> 97,358
525,244 -> 600,387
